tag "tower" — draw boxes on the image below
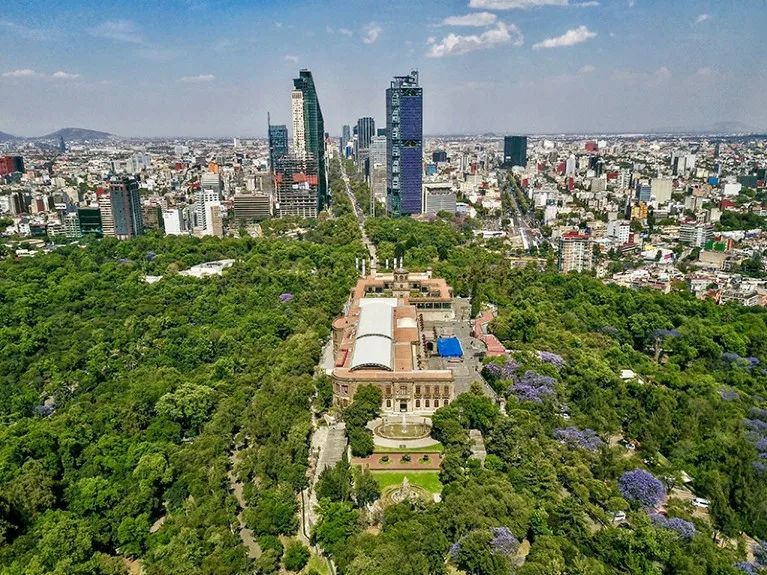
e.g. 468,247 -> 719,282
503,136 -> 527,168
292,69 -> 327,210
386,71 -> 423,216
268,112 -> 288,171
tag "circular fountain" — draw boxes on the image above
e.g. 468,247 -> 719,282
373,414 -> 432,440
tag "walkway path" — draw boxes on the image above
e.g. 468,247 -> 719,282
227,448 -> 259,558
353,453 -> 443,470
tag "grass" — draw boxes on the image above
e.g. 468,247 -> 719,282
373,443 -> 444,454
372,471 -> 443,494
302,553 -> 331,575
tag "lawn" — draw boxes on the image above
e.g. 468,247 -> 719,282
372,471 -> 443,494
302,553 -> 331,575
373,443 -> 444,454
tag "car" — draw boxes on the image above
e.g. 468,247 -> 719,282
692,497 -> 710,508
613,511 -> 627,522
620,440 -> 636,450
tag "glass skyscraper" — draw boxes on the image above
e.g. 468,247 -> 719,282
503,136 -> 527,168
268,113 -> 288,171
386,71 -> 423,215
292,69 -> 327,210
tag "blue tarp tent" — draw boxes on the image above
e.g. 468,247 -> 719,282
437,337 -> 463,358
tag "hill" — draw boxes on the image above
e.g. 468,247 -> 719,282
0,131 -> 20,142
36,127 -> 114,141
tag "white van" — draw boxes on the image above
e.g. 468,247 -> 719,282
613,511 -> 627,522
692,497 -> 710,508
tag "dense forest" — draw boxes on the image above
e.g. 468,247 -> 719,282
2,196 -> 767,574
0,220 -> 365,573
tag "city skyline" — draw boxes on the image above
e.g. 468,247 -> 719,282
2,0 -> 766,137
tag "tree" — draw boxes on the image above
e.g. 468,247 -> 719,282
618,469 -> 666,508
311,500 -> 359,557
315,459 -> 353,503
283,540 -> 310,572
354,468 -> 380,506
155,382 -> 215,433
349,427 -> 374,457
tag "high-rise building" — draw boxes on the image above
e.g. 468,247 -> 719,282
234,194 -> 272,221
370,136 -> 387,167
63,212 -> 80,238
268,113 -> 288,171
386,70 -> 423,215
636,182 -> 652,202
275,154 -> 319,219
565,154 -> 577,175
101,176 -> 144,240
356,117 -> 376,151
503,136 -> 527,168
558,231 -> 593,273
680,222 -> 713,248
195,172 -> 223,235
292,70 -> 327,210
59,136 -> 66,154
162,208 -> 186,235
432,151 -> 448,163
650,178 -> 673,204
341,125 -> 351,154
0,156 -> 24,176
78,207 -> 102,236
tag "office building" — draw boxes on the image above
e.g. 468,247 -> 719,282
162,208 -> 186,235
386,70 -> 423,215
331,269 -> 455,414
0,156 -> 24,176
422,183 -> 457,215
268,114 -> 288,171
356,117 -> 375,151
370,135 -> 387,167
636,182 -> 652,202
650,178 -> 673,204
234,194 -> 272,221
503,136 -> 527,168
275,154 -> 319,218
292,69 -> 327,210
63,212 -> 80,238
558,231 -> 593,273
607,220 -> 631,245
78,207 -> 102,236
341,124 -> 351,154
432,151 -> 448,163
99,177 -> 144,240
565,154 -> 577,175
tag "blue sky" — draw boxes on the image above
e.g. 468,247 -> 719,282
1,0 -> 766,137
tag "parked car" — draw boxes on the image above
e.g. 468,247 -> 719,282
620,440 -> 636,450
613,511 -> 627,522
692,497 -> 710,508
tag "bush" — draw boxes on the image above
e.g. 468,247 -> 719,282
283,540 -> 310,572
257,534 -> 284,558
401,454 -> 412,463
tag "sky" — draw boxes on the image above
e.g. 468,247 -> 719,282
1,0 -> 766,138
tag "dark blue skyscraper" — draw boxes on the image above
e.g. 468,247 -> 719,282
503,136 -> 527,168
386,71 -> 422,215
341,124 -> 351,154
268,113 -> 288,171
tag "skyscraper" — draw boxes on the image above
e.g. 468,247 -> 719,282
503,136 -> 527,168
341,125 -> 351,154
386,71 -> 423,216
356,117 -> 375,151
291,70 -> 327,210
102,176 -> 144,240
268,113 -> 288,171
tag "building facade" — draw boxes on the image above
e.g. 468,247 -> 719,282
386,71 -> 423,215
292,70 -> 327,210
108,177 -> 144,240
234,194 -> 272,221
331,269 -> 455,414
503,136 -> 527,168
268,117 -> 288,171
275,154 -> 319,218
558,231 -> 593,273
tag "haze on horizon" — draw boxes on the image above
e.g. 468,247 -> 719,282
1,0 -> 766,138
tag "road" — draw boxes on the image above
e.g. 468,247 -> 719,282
340,161 -> 377,273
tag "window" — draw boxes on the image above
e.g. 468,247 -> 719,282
415,399 -> 420,408
385,386 -> 392,396
444,399 -> 449,406
443,385 -> 450,396
386,399 -> 391,408
434,400 -> 439,408
425,385 -> 430,395
341,385 -> 348,395
399,385 -> 408,393
415,385 -> 421,396
425,399 -> 430,408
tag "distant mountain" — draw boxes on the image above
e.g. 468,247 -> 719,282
36,127 -> 115,141
0,131 -> 20,142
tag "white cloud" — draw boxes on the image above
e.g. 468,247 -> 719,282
326,25 -> 334,34
468,0 -> 598,8
440,12 -> 497,26
655,66 -> 671,80
275,22 -> 283,28
52,71 -> 81,79
0,20 -> 51,41
284,55 -> 299,63
180,74 -> 215,83
1,69 -> 41,78
363,22 -> 382,44
578,65 -> 596,73
628,0 -> 635,6
695,13 -> 710,24
88,20 -> 143,44
696,67 -> 713,76
532,25 -> 597,49
427,21 -> 523,57
338,27 -> 353,36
